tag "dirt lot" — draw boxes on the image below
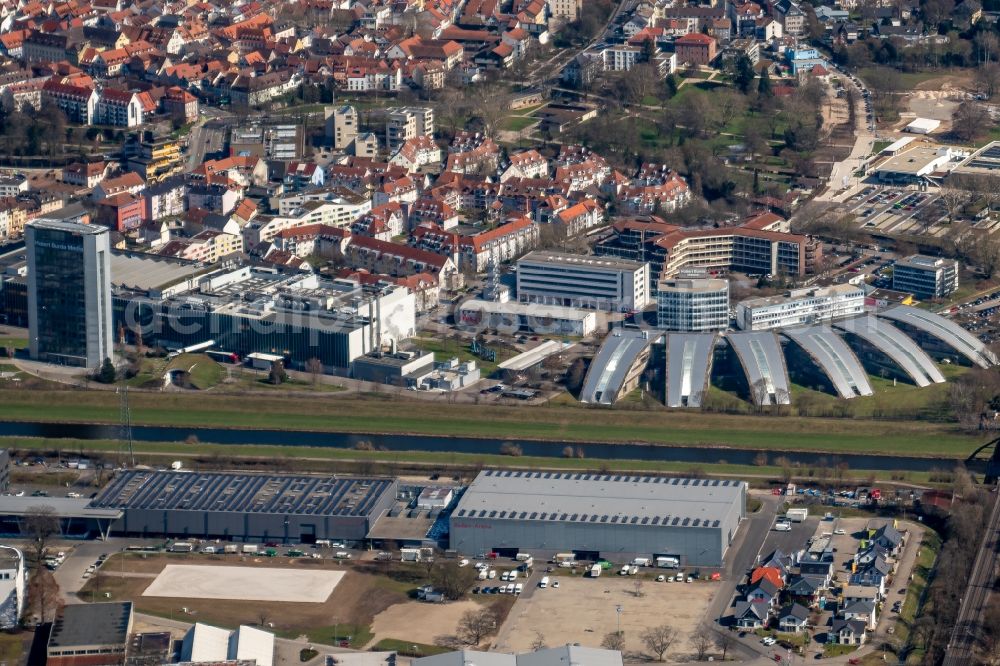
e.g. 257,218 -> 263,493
367,599 -> 484,647
82,553 -> 416,645
493,575 -> 718,660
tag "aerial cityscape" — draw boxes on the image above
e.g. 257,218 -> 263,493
0,0 -> 998,663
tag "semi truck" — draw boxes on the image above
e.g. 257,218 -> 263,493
656,556 -> 680,568
632,557 -> 652,567
169,542 -> 194,553
589,564 -> 602,578
242,544 -> 259,554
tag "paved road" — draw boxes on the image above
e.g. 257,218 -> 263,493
701,493 -> 786,660
817,73 -> 876,203
942,489 -> 1000,666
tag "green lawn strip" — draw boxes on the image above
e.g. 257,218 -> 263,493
0,388 -> 980,455
0,436 -> 952,486
823,643 -> 859,657
371,639 -> 450,656
502,116 -> 539,131
896,529 -> 941,657
302,625 -> 374,649
0,337 -> 26,350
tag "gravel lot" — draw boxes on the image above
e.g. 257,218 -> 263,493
142,564 -> 345,602
493,574 -> 718,660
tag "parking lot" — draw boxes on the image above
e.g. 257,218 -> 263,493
493,573 -> 719,660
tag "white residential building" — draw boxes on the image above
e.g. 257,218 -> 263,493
735,284 -> 865,330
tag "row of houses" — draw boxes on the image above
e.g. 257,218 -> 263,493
733,519 -> 906,647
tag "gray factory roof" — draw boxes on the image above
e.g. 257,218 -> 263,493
833,316 -> 945,387
726,331 -> 791,405
580,329 -> 654,405
91,471 -> 394,517
783,326 -> 873,398
877,305 -> 997,368
0,496 -> 122,520
452,470 -> 744,527
49,602 -> 132,648
110,252 -> 208,293
665,333 -> 717,408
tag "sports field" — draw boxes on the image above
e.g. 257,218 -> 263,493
142,564 -> 344,602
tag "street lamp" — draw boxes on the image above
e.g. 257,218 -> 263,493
615,605 -> 623,638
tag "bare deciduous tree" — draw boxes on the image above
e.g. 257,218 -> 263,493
642,625 -> 677,661
715,633 -> 736,661
306,358 -> 323,387
457,608 -> 498,645
24,506 -> 59,563
692,632 -> 712,661
26,567 -> 62,623
601,630 -> 625,652
531,631 -> 546,651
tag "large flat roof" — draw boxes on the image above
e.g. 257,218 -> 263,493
877,305 -> 997,368
49,602 -> 132,649
876,145 -> 949,176
783,326 -> 873,398
833,315 -> 944,387
519,251 -> 645,272
0,496 -> 122,520
953,140 -> 1000,176
497,340 -> 568,372
580,329 -> 654,405
665,332 -> 717,408
91,471 -> 394,518
110,252 -> 207,293
726,331 -> 791,405
452,470 -> 744,527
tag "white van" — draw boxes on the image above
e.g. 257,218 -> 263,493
539,576 -> 550,588
514,583 -> 523,594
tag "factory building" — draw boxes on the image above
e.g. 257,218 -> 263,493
109,255 -> 415,371
90,471 -> 397,543
516,252 -> 649,312
449,470 -> 746,567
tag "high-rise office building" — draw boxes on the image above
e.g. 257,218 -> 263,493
26,219 -> 113,368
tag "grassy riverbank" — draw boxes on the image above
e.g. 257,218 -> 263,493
0,436 -> 953,486
0,388 -> 982,457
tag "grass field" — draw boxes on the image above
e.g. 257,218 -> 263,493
0,336 -> 26,351
371,639 -> 450,656
0,387 -> 983,457
409,337 -> 514,375
502,116 -> 538,132
166,354 -> 224,390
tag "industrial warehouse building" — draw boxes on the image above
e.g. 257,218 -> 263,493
90,471 -> 397,543
449,470 -> 746,567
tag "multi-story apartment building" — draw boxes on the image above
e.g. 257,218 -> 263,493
384,107 -> 434,153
